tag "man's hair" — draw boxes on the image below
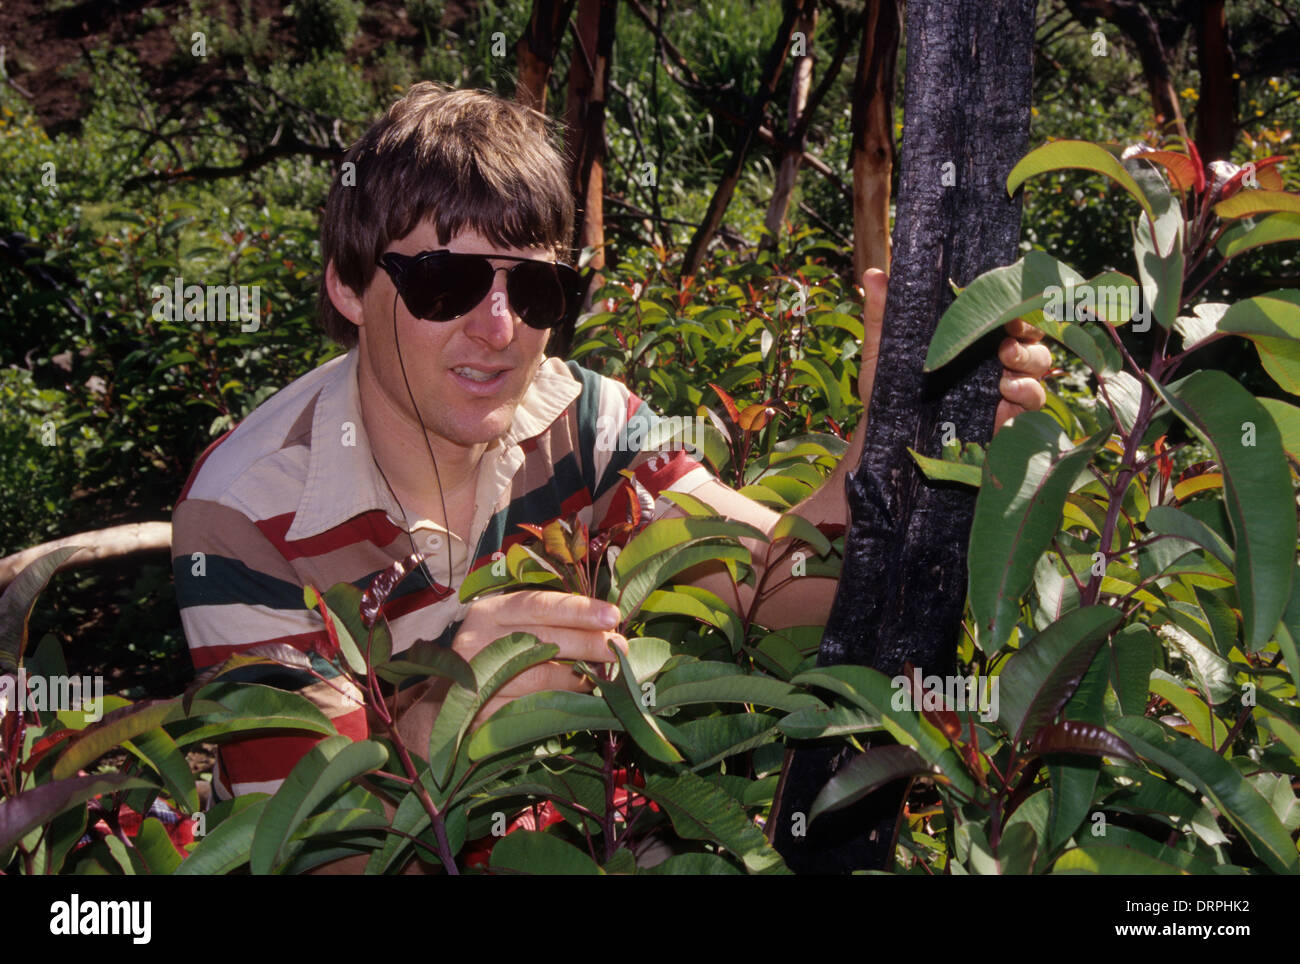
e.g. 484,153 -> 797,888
317,81 -> 575,347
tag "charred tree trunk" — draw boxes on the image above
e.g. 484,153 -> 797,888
771,0 -> 1038,875
554,0 -> 617,357
850,0 -> 900,278
1194,0 -> 1236,163
516,0 -> 579,111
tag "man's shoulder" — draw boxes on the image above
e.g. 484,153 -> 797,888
177,351 -> 351,512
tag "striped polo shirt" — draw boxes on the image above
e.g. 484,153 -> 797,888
172,348 -> 713,799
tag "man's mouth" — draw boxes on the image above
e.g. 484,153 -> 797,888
451,365 -> 509,382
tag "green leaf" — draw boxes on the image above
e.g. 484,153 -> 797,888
125,727 -> 199,814
1145,506 -> 1234,568
770,511 -> 833,557
278,807 -> 389,869
600,641 -> 683,764
1155,371 -> 1296,648
660,713 -> 779,768
1260,397 -> 1300,462
304,584 -> 366,676
0,546 -> 82,672
908,448 -> 982,487
134,817 -> 183,875
1053,844 -> 1189,874
1218,212 -> 1300,259
53,699 -> 187,779
1112,715 -> 1300,874
374,638 -> 475,688
427,633 -> 558,788
809,745 -> 934,823
1217,290 -> 1300,394
489,830 -> 602,874
969,413 -> 1105,651
365,788 -> 431,874
174,682 -> 337,745
640,852 -> 744,875
640,585 -> 744,649
250,736 -> 388,875
640,771 -> 789,874
924,250 -> 1084,371
468,691 -> 622,759
997,606 -> 1123,747
175,796 -> 269,875
790,665 -> 977,799
615,518 -> 761,620
657,664 -> 823,714
1128,156 -> 1184,329
777,704 -> 881,740
1110,624 -> 1156,718
1006,140 -> 1157,225
1214,190 -> 1300,220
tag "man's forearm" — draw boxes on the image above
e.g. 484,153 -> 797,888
672,417 -> 865,634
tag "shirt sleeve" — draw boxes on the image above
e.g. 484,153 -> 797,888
171,494 -> 367,801
566,362 -> 719,529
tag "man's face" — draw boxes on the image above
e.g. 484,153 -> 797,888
354,221 -> 553,450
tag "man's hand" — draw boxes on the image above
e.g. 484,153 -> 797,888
451,590 -> 626,721
392,591 -> 626,755
857,267 -> 1052,432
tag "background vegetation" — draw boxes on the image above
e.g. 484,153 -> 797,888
1,0 -> 1298,874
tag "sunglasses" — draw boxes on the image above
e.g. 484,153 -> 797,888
376,249 -> 583,331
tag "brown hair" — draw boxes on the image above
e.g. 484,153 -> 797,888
317,81 -> 575,347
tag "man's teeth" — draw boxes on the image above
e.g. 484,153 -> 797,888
454,367 -> 501,382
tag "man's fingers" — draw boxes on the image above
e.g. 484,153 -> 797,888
997,336 -> 1053,378
493,590 -> 620,631
999,372 -> 1046,413
862,267 -> 887,332
994,399 -> 1023,432
1002,317 -> 1044,342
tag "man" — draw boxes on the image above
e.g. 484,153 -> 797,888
172,82 -> 1049,802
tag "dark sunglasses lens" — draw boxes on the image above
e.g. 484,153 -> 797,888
402,254 -> 493,321
508,262 -> 573,330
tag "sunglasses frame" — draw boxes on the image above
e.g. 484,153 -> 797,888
376,249 -> 584,331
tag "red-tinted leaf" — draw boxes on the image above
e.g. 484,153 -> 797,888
361,552 -> 427,627
1186,138 -> 1206,195
738,403 -> 777,432
571,519 -> 589,562
709,383 -> 741,425
921,703 -> 963,741
1143,150 -> 1199,194
0,773 -> 155,853
1025,719 -> 1139,763
618,470 -> 656,527
543,519 -> 574,564
21,727 -> 76,773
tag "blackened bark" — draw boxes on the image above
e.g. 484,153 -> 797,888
771,0 -> 1038,874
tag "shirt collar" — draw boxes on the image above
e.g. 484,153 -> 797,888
286,348 -> 581,541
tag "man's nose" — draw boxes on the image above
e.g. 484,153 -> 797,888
461,266 -> 516,349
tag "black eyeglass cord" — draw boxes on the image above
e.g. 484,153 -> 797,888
369,293 -> 462,599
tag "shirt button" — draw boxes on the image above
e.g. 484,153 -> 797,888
424,533 -> 443,551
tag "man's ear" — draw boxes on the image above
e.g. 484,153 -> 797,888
325,259 -> 366,329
